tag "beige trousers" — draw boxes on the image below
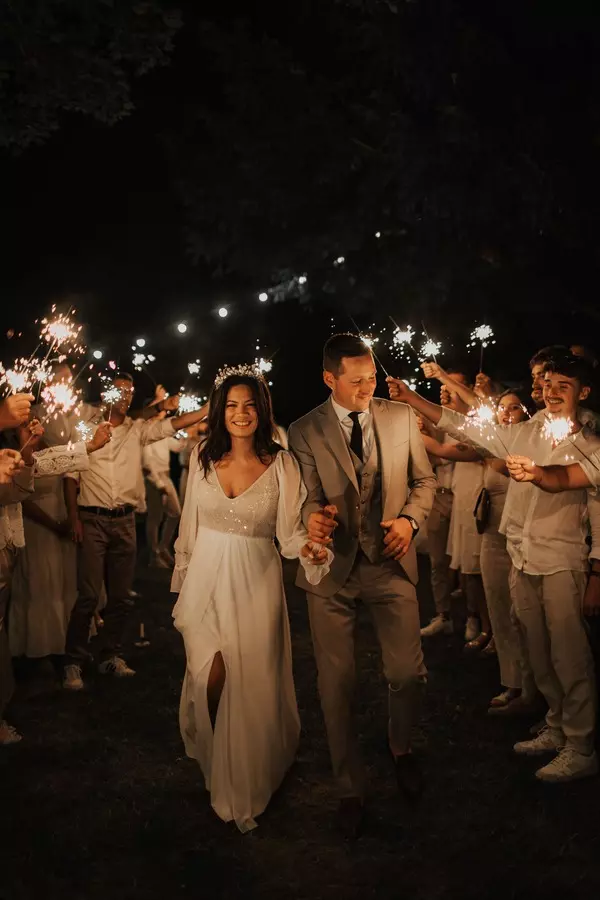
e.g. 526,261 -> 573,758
307,552 -> 426,799
480,531 -> 535,695
510,566 -> 596,753
0,545 -> 18,719
427,491 -> 453,615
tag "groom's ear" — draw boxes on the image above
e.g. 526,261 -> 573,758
323,368 -> 335,391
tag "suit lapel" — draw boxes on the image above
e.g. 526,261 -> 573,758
372,399 -> 394,514
318,398 -> 360,494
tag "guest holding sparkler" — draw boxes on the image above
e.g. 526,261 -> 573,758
418,366 -> 482,641
389,353 -> 600,782
62,372 -> 208,691
0,418 -> 111,745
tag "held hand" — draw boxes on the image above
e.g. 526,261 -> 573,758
70,516 -> 84,544
17,418 -> 44,456
415,415 -> 425,433
54,520 -> 72,539
0,393 -> 35,430
154,384 -> 168,405
307,504 -> 338,545
506,455 -> 541,484
381,517 -> 414,560
0,448 -> 24,483
162,394 -> 180,413
301,543 -> 330,566
386,377 -> 410,402
474,373 -> 493,399
583,574 -> 600,617
86,421 -> 113,453
420,362 -> 445,382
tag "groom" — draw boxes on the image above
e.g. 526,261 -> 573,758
288,333 -> 436,837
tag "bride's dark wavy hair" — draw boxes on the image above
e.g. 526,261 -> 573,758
199,374 -> 280,478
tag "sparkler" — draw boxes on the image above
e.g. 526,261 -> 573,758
178,393 -> 206,415
41,382 -> 81,417
348,317 -> 390,377
468,324 -> 496,371
39,309 -> 84,358
541,416 -> 600,470
541,416 -> 600,471
187,360 -> 201,375
256,357 -> 273,374
75,420 -> 94,442
466,403 -> 511,456
420,338 -> 442,362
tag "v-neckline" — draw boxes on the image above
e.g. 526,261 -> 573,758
212,461 -> 275,501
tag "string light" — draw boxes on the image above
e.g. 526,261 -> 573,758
218,308 -> 228,318
177,322 -> 188,334
93,350 -> 103,360
258,292 -> 268,303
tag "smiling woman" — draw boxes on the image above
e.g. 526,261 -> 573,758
171,367 -> 332,833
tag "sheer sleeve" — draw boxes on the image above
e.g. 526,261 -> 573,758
32,441 -> 90,477
171,447 -> 199,593
275,450 -> 332,586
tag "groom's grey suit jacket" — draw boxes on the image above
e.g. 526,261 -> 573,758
288,396 -> 436,598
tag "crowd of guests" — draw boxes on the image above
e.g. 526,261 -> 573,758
1,340 -> 600,794
387,341 -> 600,784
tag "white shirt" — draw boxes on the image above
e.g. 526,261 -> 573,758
67,416 -> 176,512
439,406 -> 600,575
142,435 -> 182,491
0,442 -> 89,550
330,397 -> 375,461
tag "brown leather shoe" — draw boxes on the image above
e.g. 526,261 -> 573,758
337,797 -> 365,840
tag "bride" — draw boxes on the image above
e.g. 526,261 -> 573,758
171,364 -> 331,833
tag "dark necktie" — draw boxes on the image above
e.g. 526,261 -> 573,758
349,411 -> 363,462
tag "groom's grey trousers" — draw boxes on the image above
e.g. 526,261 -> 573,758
307,551 -> 425,799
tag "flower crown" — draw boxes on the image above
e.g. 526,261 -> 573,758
213,363 -> 265,391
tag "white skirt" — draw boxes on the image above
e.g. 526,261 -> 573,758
173,527 -> 300,833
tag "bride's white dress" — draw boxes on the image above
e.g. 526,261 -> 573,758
171,449 -> 330,833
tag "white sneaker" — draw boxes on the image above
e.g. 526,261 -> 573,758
464,616 -> 480,642
0,720 -> 23,746
421,615 -> 453,637
63,664 -> 84,691
514,725 -> 565,757
535,747 -> 599,783
98,656 -> 136,677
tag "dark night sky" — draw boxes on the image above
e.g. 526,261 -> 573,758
1,1 -> 599,422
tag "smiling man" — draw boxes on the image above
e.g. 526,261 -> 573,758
288,333 -> 435,837
388,351 -> 600,784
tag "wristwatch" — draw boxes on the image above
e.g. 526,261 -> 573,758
399,514 -> 420,538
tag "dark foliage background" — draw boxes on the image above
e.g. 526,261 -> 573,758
1,0 -> 599,421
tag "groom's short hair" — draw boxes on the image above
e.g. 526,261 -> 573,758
323,333 -> 372,376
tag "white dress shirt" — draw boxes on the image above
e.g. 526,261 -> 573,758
142,435 -> 182,491
439,406 -> 600,575
330,397 -> 375,461
67,416 -> 176,512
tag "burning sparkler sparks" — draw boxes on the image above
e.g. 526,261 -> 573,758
178,393 -> 205,414
468,323 -> 496,370
41,382 -> 80,416
188,360 -> 201,375
75,421 -> 94,442
420,338 -> 442,361
542,416 -> 574,447
40,309 -> 84,355
256,357 -> 273,374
